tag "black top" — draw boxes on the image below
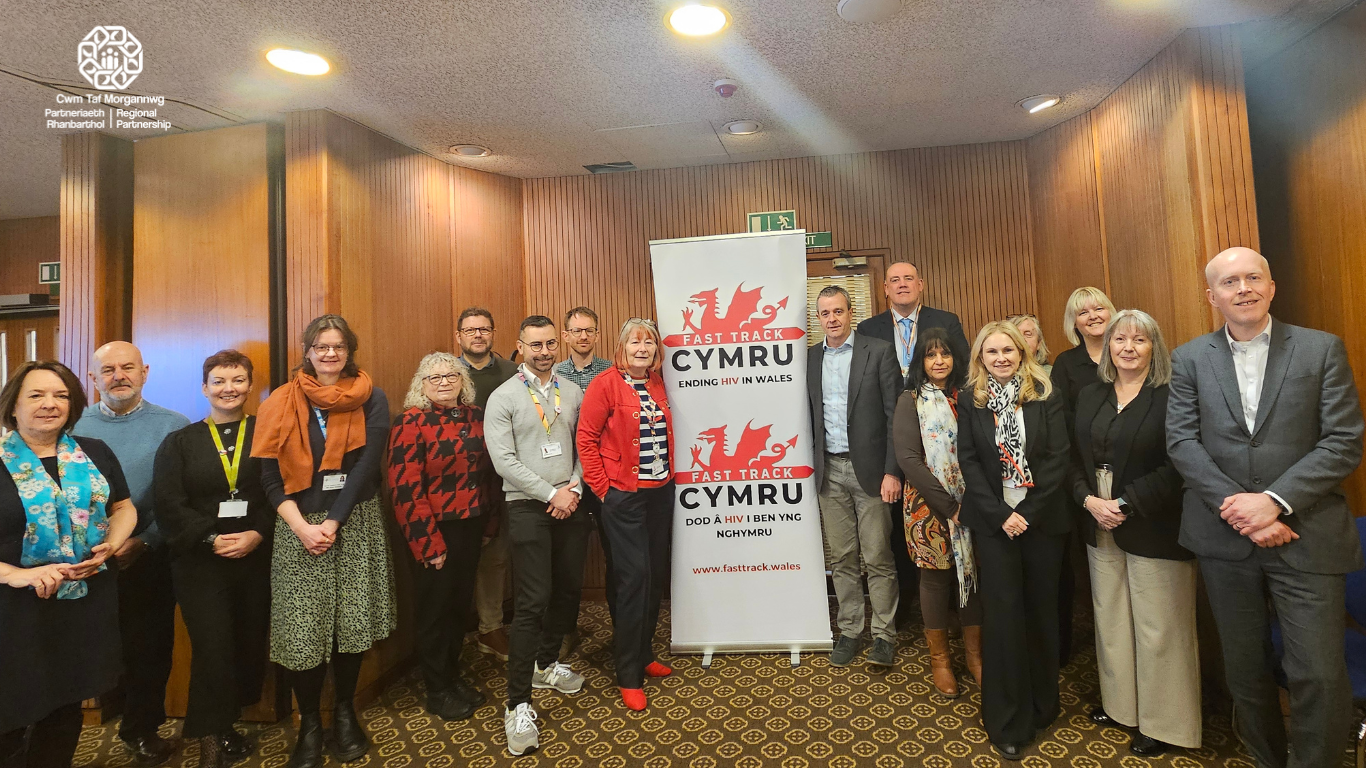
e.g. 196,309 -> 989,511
154,418 -> 274,558
465,356 -> 518,411
1069,382 -> 1189,560
0,435 -> 128,732
260,388 -> 390,524
1050,344 -> 1100,435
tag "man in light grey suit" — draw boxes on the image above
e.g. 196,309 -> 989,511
807,285 -> 904,668
1168,246 -> 1365,768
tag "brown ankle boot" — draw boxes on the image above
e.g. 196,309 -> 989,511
924,629 -> 960,697
963,625 -> 983,686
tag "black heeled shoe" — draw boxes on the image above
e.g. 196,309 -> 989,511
220,728 -> 253,761
991,741 -> 1025,761
327,701 -> 371,763
1088,706 -> 1129,728
198,735 -> 228,768
1129,733 -> 1170,756
287,713 -> 324,768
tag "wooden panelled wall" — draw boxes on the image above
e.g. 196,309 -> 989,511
522,144 -> 1036,353
1026,26 -> 1259,352
0,216 -> 59,294
1246,1 -> 1366,512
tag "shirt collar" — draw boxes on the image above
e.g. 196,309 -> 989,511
1225,317 -> 1272,349
825,329 -> 855,351
891,305 -> 921,324
98,397 -> 144,418
519,363 -> 556,389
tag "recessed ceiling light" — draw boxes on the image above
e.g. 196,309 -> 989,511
1018,94 -> 1062,114
836,0 -> 904,23
668,4 -> 731,36
450,144 -> 491,157
723,119 -> 762,135
266,49 -> 330,76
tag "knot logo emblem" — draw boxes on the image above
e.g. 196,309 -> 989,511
78,26 -> 143,91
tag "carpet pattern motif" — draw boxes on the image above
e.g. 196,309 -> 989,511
73,601 -> 1354,767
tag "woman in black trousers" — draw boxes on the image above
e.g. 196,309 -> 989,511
154,351 -> 273,767
956,321 -> 1071,761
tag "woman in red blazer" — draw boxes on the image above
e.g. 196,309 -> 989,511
577,318 -> 675,712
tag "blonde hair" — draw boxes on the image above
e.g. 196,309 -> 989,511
1007,313 -> 1050,365
968,321 -> 1053,408
402,352 -> 476,410
613,318 -> 663,373
1062,287 -> 1117,347
1097,309 -> 1172,387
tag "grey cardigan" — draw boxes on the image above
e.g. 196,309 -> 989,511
484,370 -> 585,502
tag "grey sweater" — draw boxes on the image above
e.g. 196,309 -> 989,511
484,368 -> 584,502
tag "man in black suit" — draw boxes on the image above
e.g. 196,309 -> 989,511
857,261 -> 970,620
1168,247 -> 1364,768
807,286 -> 903,668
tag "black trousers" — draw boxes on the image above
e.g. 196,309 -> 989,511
1201,549 -> 1351,768
976,529 -> 1065,745
600,483 -> 674,689
171,548 -> 270,738
582,488 -> 618,618
0,703 -> 83,768
413,516 -> 484,696
1057,527 -> 1078,664
505,499 -> 592,707
116,546 -> 177,740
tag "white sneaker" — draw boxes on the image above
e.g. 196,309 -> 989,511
504,703 -> 539,756
532,661 -> 585,694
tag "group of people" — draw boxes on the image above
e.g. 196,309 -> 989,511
1,245 -> 1360,768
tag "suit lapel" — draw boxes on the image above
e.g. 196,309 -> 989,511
847,336 -> 868,419
1208,331 -> 1250,437
1252,321 -> 1294,438
1108,385 -> 1154,486
1075,387 -> 1105,481
809,343 -> 825,404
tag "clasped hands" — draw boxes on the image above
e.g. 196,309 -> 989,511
547,487 -> 579,520
1085,496 -> 1126,531
7,541 -> 115,599
295,518 -> 340,555
213,530 -> 264,558
1220,492 -> 1296,547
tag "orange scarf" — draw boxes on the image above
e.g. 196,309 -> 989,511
252,371 -> 375,494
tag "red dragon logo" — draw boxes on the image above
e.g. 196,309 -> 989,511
682,285 -> 789,336
677,421 -> 813,484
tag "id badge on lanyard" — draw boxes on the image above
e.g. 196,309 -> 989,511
208,417 -> 250,518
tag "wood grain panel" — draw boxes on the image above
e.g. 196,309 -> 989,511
58,133 -> 133,397
132,123 -> 274,422
1246,1 -> 1366,513
452,164 -> 524,357
0,216 -> 59,295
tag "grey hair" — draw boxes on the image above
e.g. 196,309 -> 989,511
1097,309 -> 1172,387
402,352 -> 476,410
1007,313 -> 1050,365
1062,287 -> 1117,347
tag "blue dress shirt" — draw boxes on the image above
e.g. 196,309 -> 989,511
822,332 -> 855,453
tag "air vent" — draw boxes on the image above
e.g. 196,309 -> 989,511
584,161 -> 638,174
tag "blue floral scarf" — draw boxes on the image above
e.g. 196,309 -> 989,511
2,431 -> 110,599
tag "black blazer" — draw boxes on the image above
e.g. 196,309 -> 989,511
858,306 -> 970,386
1069,383 -> 1190,560
807,333 -> 903,497
956,386 -> 1071,538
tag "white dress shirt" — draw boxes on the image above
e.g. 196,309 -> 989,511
1225,317 -> 1293,514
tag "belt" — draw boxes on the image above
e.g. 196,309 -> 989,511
826,451 -> 850,459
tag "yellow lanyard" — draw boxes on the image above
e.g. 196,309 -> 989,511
206,417 -> 249,497
519,373 -> 560,437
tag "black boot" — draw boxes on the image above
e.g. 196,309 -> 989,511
198,735 -> 228,768
327,701 -> 370,763
287,713 -> 324,768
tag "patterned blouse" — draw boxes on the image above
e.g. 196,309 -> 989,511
387,403 -> 490,563
628,374 -> 670,482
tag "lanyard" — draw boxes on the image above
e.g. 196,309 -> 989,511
898,315 -> 918,364
313,406 -> 328,439
518,372 -> 560,437
625,374 -> 665,430
206,417 -> 249,497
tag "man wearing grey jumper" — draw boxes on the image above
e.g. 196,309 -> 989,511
484,315 -> 591,757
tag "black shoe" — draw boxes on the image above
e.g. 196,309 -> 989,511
327,701 -> 371,763
450,677 -> 487,709
867,637 -> 895,668
121,733 -> 174,766
992,741 -> 1025,761
288,714 -> 324,768
1129,734 -> 1170,757
220,728 -> 253,760
830,635 -> 862,667
1088,706 -> 1128,728
199,735 -> 228,768
427,691 -> 477,721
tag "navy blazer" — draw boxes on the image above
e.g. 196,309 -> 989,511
858,305 -> 970,387
807,333 -> 903,497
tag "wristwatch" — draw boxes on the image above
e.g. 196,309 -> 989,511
203,533 -> 219,548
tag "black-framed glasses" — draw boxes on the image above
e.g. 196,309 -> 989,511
565,327 -> 598,337
460,327 -> 494,337
424,373 -> 461,385
311,343 -> 348,355
520,339 -> 559,352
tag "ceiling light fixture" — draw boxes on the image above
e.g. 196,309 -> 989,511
668,4 -> 731,36
723,119 -> 762,135
836,0 -> 904,23
450,144 -> 492,157
266,49 -> 330,76
1018,94 -> 1062,114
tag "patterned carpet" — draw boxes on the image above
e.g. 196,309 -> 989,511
72,600 -> 1355,768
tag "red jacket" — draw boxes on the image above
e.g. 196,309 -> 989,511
387,404 -> 493,563
577,368 -> 674,497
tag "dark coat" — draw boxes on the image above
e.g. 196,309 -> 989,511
858,306 -> 970,387
807,333 -> 902,497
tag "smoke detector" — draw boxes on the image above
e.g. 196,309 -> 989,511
836,0 -> 904,23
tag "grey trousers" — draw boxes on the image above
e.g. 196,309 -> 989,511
818,455 -> 899,642
1200,547 -> 1351,768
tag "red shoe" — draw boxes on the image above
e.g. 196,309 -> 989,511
620,688 -> 647,711
644,661 -> 673,678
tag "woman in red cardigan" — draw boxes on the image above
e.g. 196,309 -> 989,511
577,318 -> 675,712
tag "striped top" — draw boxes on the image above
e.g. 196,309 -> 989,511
628,374 -> 670,482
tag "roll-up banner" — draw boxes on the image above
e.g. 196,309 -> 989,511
650,230 -> 833,657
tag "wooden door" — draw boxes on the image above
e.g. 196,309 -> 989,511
805,248 -> 889,346
0,312 -> 60,385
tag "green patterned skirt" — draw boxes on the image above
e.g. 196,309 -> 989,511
270,495 -> 397,671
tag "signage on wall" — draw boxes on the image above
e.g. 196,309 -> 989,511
805,231 -> 832,249
38,262 -> 60,284
747,210 -> 796,233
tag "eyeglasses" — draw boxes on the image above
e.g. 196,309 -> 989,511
565,327 -> 598,336
424,373 -> 461,385
310,344 -> 348,355
625,318 -> 658,330
460,327 -> 494,337
520,339 -> 559,352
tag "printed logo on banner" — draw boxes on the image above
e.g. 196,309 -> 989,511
667,284 -> 804,347
678,421 -> 813,484
78,26 -> 144,91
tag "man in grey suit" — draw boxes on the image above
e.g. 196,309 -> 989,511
1168,246 -> 1364,768
807,285 -> 904,668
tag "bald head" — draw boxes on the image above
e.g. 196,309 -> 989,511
1205,246 -> 1275,339
1205,247 -> 1271,288
90,341 -> 149,414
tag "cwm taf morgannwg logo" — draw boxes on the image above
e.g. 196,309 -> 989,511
77,26 -> 143,91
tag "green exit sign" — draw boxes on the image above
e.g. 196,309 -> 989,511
38,262 -> 59,284
806,231 -> 832,249
748,210 -> 796,232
